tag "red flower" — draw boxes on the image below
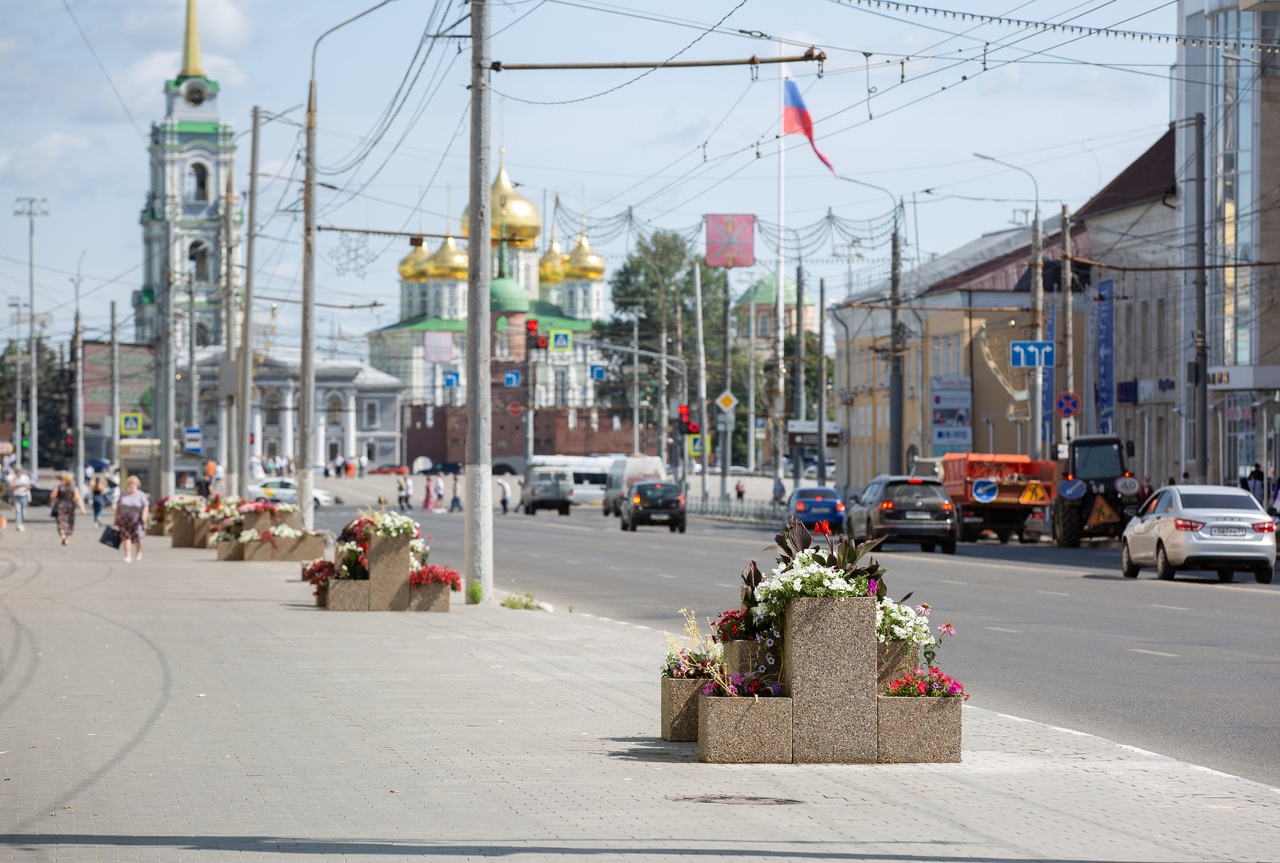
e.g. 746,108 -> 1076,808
814,520 -> 832,536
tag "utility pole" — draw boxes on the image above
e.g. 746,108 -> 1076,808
13,196 -> 47,476
793,261 -> 805,486
72,252 -> 86,491
188,275 -> 198,429
692,260 -> 709,498
9,299 -> 22,457
465,0 -> 494,601
632,315 -> 639,453
1061,204 -> 1074,447
818,277 -> 828,487
657,269 -> 669,467
747,291 -> 756,472
773,50 -> 786,497
1194,111 -> 1209,484
525,321 -> 535,463
1030,206 -> 1044,461
240,106 -> 263,497
720,272 -> 731,500
110,301 -> 120,468
889,204 -> 903,475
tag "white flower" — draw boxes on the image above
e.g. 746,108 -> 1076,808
237,528 -> 261,544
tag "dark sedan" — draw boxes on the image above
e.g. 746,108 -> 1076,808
786,486 -> 845,532
846,475 -> 957,554
620,480 -> 686,533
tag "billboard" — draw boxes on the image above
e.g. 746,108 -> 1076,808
930,376 -> 972,453
83,341 -> 156,430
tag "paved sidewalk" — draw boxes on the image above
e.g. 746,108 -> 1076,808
0,527 -> 1277,862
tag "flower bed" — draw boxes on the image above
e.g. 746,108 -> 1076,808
323,511 -> 422,611
305,559 -> 336,607
660,610 -> 720,742
878,667 -> 966,763
408,564 -> 459,612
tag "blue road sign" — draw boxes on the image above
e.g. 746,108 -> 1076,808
504,370 -> 522,388
589,365 -> 606,381
971,479 -> 999,504
1010,340 -> 1055,368
550,330 -> 572,352
1059,478 -> 1087,500
1056,391 -> 1080,418
444,372 -> 460,388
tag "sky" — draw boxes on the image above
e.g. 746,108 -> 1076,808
0,0 -> 1180,361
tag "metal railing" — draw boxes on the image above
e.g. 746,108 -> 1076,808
686,497 -> 785,525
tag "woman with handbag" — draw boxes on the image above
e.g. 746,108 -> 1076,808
114,475 -> 149,563
51,472 -> 87,546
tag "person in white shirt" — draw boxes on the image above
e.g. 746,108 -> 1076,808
404,475 -> 414,510
8,469 -> 30,531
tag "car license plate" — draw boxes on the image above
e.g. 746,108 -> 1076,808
651,513 -> 669,521
905,512 -> 931,520
1210,526 -> 1246,537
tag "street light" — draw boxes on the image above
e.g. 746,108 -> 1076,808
975,153 -> 1044,461
300,0 -> 399,529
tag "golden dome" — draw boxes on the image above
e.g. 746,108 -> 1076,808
398,242 -> 430,281
564,232 -> 605,281
425,235 -> 468,281
460,153 -> 541,249
538,227 -> 565,284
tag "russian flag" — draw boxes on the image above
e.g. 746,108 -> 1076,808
783,79 -> 835,176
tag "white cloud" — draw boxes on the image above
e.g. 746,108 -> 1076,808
119,0 -> 250,53
0,132 -> 94,193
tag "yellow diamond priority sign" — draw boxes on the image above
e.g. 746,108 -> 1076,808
715,391 -> 738,412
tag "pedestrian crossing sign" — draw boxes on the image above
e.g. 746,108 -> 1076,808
120,412 -> 143,436
1086,495 -> 1119,527
686,433 -> 704,458
550,330 -> 572,352
1019,480 -> 1050,505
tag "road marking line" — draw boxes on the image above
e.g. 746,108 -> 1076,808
940,579 -> 968,586
1150,604 -> 1189,611
1128,648 -> 1180,657
1037,590 -> 1069,597
983,626 -> 1023,633
656,574 -> 676,579
716,582 -> 737,589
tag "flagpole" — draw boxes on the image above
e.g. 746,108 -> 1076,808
773,43 -> 786,498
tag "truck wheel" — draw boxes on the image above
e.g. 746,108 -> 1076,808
961,530 -> 981,543
1155,543 -> 1176,580
1056,504 -> 1082,549
941,540 -> 956,555
996,529 -> 1013,545
1120,541 -> 1139,578
1255,564 -> 1273,585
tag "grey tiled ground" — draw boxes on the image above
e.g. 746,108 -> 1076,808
1,528 -> 1277,862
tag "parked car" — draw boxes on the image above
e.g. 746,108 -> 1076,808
786,486 -> 845,531
1121,484 -> 1275,584
246,478 -> 333,508
369,464 -> 409,475
421,462 -> 463,476
619,480 -> 686,533
604,456 -> 667,516
846,475 -> 957,554
520,466 -> 573,516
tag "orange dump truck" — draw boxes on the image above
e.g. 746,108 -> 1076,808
941,453 -> 1056,544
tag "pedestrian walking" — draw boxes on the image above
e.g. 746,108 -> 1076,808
89,474 -> 108,526
433,477 -> 444,510
114,475 -> 149,563
735,479 -> 746,502
772,477 -> 786,506
51,472 -> 87,546
1248,463 -> 1266,504
423,478 -> 434,512
498,478 -> 510,514
358,454 -> 367,478
404,475 -> 414,511
8,467 -> 30,532
396,476 -> 407,512
449,477 -> 463,512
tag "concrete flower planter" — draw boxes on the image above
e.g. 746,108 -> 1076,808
724,639 -> 769,679
783,596 -> 877,763
408,581 -> 451,612
660,677 -> 703,742
242,540 -> 275,562
367,534 -> 411,611
697,695 -> 793,764
877,696 -> 962,763
878,641 -> 919,689
327,579 -> 369,611
192,517 -> 213,549
280,511 -> 300,530
216,540 -> 243,561
145,518 -> 167,537
169,514 -> 195,548
314,582 -> 328,608
274,535 -> 326,562
242,512 -> 273,536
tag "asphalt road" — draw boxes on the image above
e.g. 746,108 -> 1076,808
315,495 -> 1280,788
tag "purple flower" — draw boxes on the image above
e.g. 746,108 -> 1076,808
868,578 -> 878,595
766,638 -> 775,647
758,664 -> 767,674
703,681 -> 715,695
731,672 -> 744,685
766,654 -> 776,665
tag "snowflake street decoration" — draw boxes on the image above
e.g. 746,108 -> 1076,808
327,232 -> 378,279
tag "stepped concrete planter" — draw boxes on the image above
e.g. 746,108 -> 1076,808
724,639 -> 769,679
408,582 -> 451,612
327,579 -> 369,611
280,511 -> 300,530
216,540 -> 243,561
169,514 -> 195,548
242,540 -> 274,562
877,696 -> 962,763
660,677 -> 703,742
274,535 -> 326,562
241,511 -> 273,536
697,695 -> 793,764
192,517 -> 213,549
367,534 -> 411,611
146,518 -> 167,537
878,641 -> 919,689
783,596 -> 877,764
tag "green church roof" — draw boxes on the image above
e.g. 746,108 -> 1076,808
735,274 -> 814,307
489,276 -> 529,312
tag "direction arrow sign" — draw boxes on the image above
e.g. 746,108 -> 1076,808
503,370 -> 522,388
715,391 -> 738,412
443,372 -> 460,388
1010,340 -> 1056,368
1059,478 -> 1087,500
971,479 -> 999,503
589,365 -> 606,381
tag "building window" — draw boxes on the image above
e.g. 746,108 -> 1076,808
364,400 -> 379,429
758,314 -> 770,338
187,163 -> 209,202
265,391 -> 281,426
554,367 -> 569,406
494,316 -> 509,358
326,394 -> 342,425
188,241 -> 210,283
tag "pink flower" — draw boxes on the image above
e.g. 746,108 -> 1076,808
938,622 -> 956,637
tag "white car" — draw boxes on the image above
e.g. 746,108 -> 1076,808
246,478 -> 333,509
1121,484 -> 1275,584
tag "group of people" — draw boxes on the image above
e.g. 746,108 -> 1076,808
395,474 -> 463,514
3,464 -> 150,561
326,454 -> 368,479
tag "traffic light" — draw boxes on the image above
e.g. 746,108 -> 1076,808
526,318 -> 549,352
677,403 -> 692,435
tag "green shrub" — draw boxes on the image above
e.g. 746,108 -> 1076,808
500,590 -> 538,610
466,580 -> 483,605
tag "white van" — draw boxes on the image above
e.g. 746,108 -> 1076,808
603,455 -> 667,517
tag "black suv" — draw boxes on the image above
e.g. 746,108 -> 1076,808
846,475 -> 957,553
620,480 -> 686,533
